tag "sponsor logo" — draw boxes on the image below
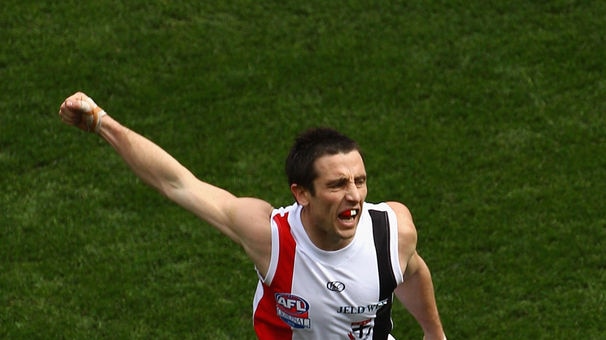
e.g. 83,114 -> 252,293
337,298 -> 389,314
326,281 -> 346,292
274,293 -> 311,329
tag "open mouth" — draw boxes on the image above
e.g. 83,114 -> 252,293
338,209 -> 359,221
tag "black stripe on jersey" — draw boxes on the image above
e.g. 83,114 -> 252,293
370,209 -> 398,340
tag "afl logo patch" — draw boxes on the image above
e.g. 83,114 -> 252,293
326,281 -> 346,292
274,293 -> 312,329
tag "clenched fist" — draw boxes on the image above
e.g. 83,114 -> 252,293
58,92 -> 106,133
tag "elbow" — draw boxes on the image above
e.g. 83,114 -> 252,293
159,176 -> 186,199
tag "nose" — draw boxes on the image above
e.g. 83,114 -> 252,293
345,182 -> 362,202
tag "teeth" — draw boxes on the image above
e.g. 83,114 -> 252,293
340,209 -> 358,218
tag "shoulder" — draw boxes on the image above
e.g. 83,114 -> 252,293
227,197 -> 274,271
385,201 -> 416,236
385,201 -> 418,267
366,201 -> 416,241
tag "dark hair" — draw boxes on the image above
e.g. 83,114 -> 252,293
285,127 -> 362,195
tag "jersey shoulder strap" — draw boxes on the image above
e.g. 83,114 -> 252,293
369,208 -> 398,297
369,208 -> 398,339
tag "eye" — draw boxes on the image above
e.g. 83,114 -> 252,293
326,178 -> 348,190
354,176 -> 367,186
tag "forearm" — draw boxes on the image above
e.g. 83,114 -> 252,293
395,255 -> 445,339
97,114 -> 192,196
58,92 -> 242,235
96,114 -> 240,232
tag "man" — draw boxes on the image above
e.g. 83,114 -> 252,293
58,92 -> 446,340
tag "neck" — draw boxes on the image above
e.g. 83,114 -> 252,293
299,206 -> 353,251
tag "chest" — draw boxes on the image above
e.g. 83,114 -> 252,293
283,246 -> 385,323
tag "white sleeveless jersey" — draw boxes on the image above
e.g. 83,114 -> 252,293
252,202 -> 404,340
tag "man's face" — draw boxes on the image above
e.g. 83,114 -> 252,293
297,150 -> 368,250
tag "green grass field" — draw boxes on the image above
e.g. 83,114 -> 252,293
2,1 -> 605,339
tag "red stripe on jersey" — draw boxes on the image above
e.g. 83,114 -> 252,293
254,212 -> 297,339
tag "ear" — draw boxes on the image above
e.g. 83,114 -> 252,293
290,183 -> 310,206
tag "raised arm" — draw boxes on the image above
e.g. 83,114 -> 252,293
58,92 -> 273,274
387,202 -> 446,340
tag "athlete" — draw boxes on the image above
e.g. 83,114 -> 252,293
58,92 -> 446,340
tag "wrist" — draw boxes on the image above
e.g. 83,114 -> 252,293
91,106 -> 107,133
